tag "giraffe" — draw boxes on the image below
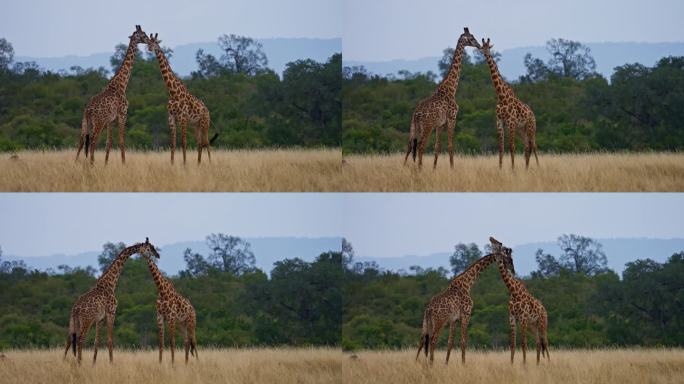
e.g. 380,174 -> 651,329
63,238 -> 159,364
76,25 -> 149,164
489,237 -> 549,365
415,249 -> 515,365
403,27 -> 481,169
141,248 -> 198,364
480,38 -> 539,169
146,33 -> 218,165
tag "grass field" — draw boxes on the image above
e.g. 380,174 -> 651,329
0,348 -> 342,384
340,152 -> 684,191
0,149 -> 342,192
342,348 -> 684,384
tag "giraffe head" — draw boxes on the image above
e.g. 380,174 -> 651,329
460,27 -> 481,49
146,33 -> 163,54
480,38 -> 493,56
490,236 -> 516,275
138,237 -> 160,259
129,25 -> 149,45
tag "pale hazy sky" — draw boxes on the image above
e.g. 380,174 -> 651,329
0,193 -> 343,257
1,0 -> 341,57
343,0 -> 684,61
341,193 -> 684,258
2,193 -> 680,260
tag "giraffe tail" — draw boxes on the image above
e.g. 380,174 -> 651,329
84,134 -> 90,158
410,116 -> 418,161
541,312 -> 550,360
209,133 -> 219,145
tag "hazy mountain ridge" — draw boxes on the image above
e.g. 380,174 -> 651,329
344,42 -> 684,81
16,37 -> 342,77
355,238 -> 684,277
4,236 -> 342,276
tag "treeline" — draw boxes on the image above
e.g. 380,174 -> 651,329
0,36 -> 341,151
341,236 -> 684,350
342,39 -> 684,154
0,236 -> 342,348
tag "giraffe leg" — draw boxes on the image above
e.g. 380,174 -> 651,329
104,124 -> 113,165
168,113 -> 177,165
415,332 -> 426,361
447,120 -> 456,169
496,116 -> 504,169
90,124 -> 104,164
181,325 -> 190,364
157,313 -> 164,363
118,113 -> 127,164
197,124 -> 203,164
460,315 -> 470,364
432,125 -> 443,170
189,318 -> 198,360
445,321 -> 455,365
92,320 -> 101,364
509,315 -> 516,364
534,324 -> 541,364
106,313 -> 115,363
181,122 -> 188,165
77,319 -> 93,365
429,320 -> 445,365
168,319 -> 176,365
521,320 -> 528,365
528,117 -> 539,166
403,138 -> 413,165
76,115 -> 88,160
63,332 -> 72,359
508,121 -> 516,169
417,125 -> 431,169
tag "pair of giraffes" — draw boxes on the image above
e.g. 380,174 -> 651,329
404,27 -> 539,170
75,25 -> 217,165
417,237 -> 549,365
63,238 -> 198,365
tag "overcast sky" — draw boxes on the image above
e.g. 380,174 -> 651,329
343,0 -> 684,61
0,193 -> 343,257
1,193 -> 681,259
341,193 -> 684,258
1,0 -> 341,57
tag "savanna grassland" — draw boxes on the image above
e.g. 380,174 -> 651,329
342,349 -> 684,384
0,149 -> 342,192
340,152 -> 684,191
0,348 -> 342,384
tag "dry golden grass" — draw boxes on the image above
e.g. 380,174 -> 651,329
0,149 -> 342,192
0,348 -> 342,384
340,152 -> 684,191
342,348 -> 684,384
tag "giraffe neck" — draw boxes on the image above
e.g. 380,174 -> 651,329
154,47 -> 185,99
484,49 -> 510,104
450,253 -> 497,292
496,259 -> 519,296
108,38 -> 138,94
143,255 -> 172,296
97,245 -> 138,291
438,38 -> 467,97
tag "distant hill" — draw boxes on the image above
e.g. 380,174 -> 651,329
5,236 -> 342,276
344,42 -> 684,81
16,37 -> 342,77
355,238 -> 684,277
